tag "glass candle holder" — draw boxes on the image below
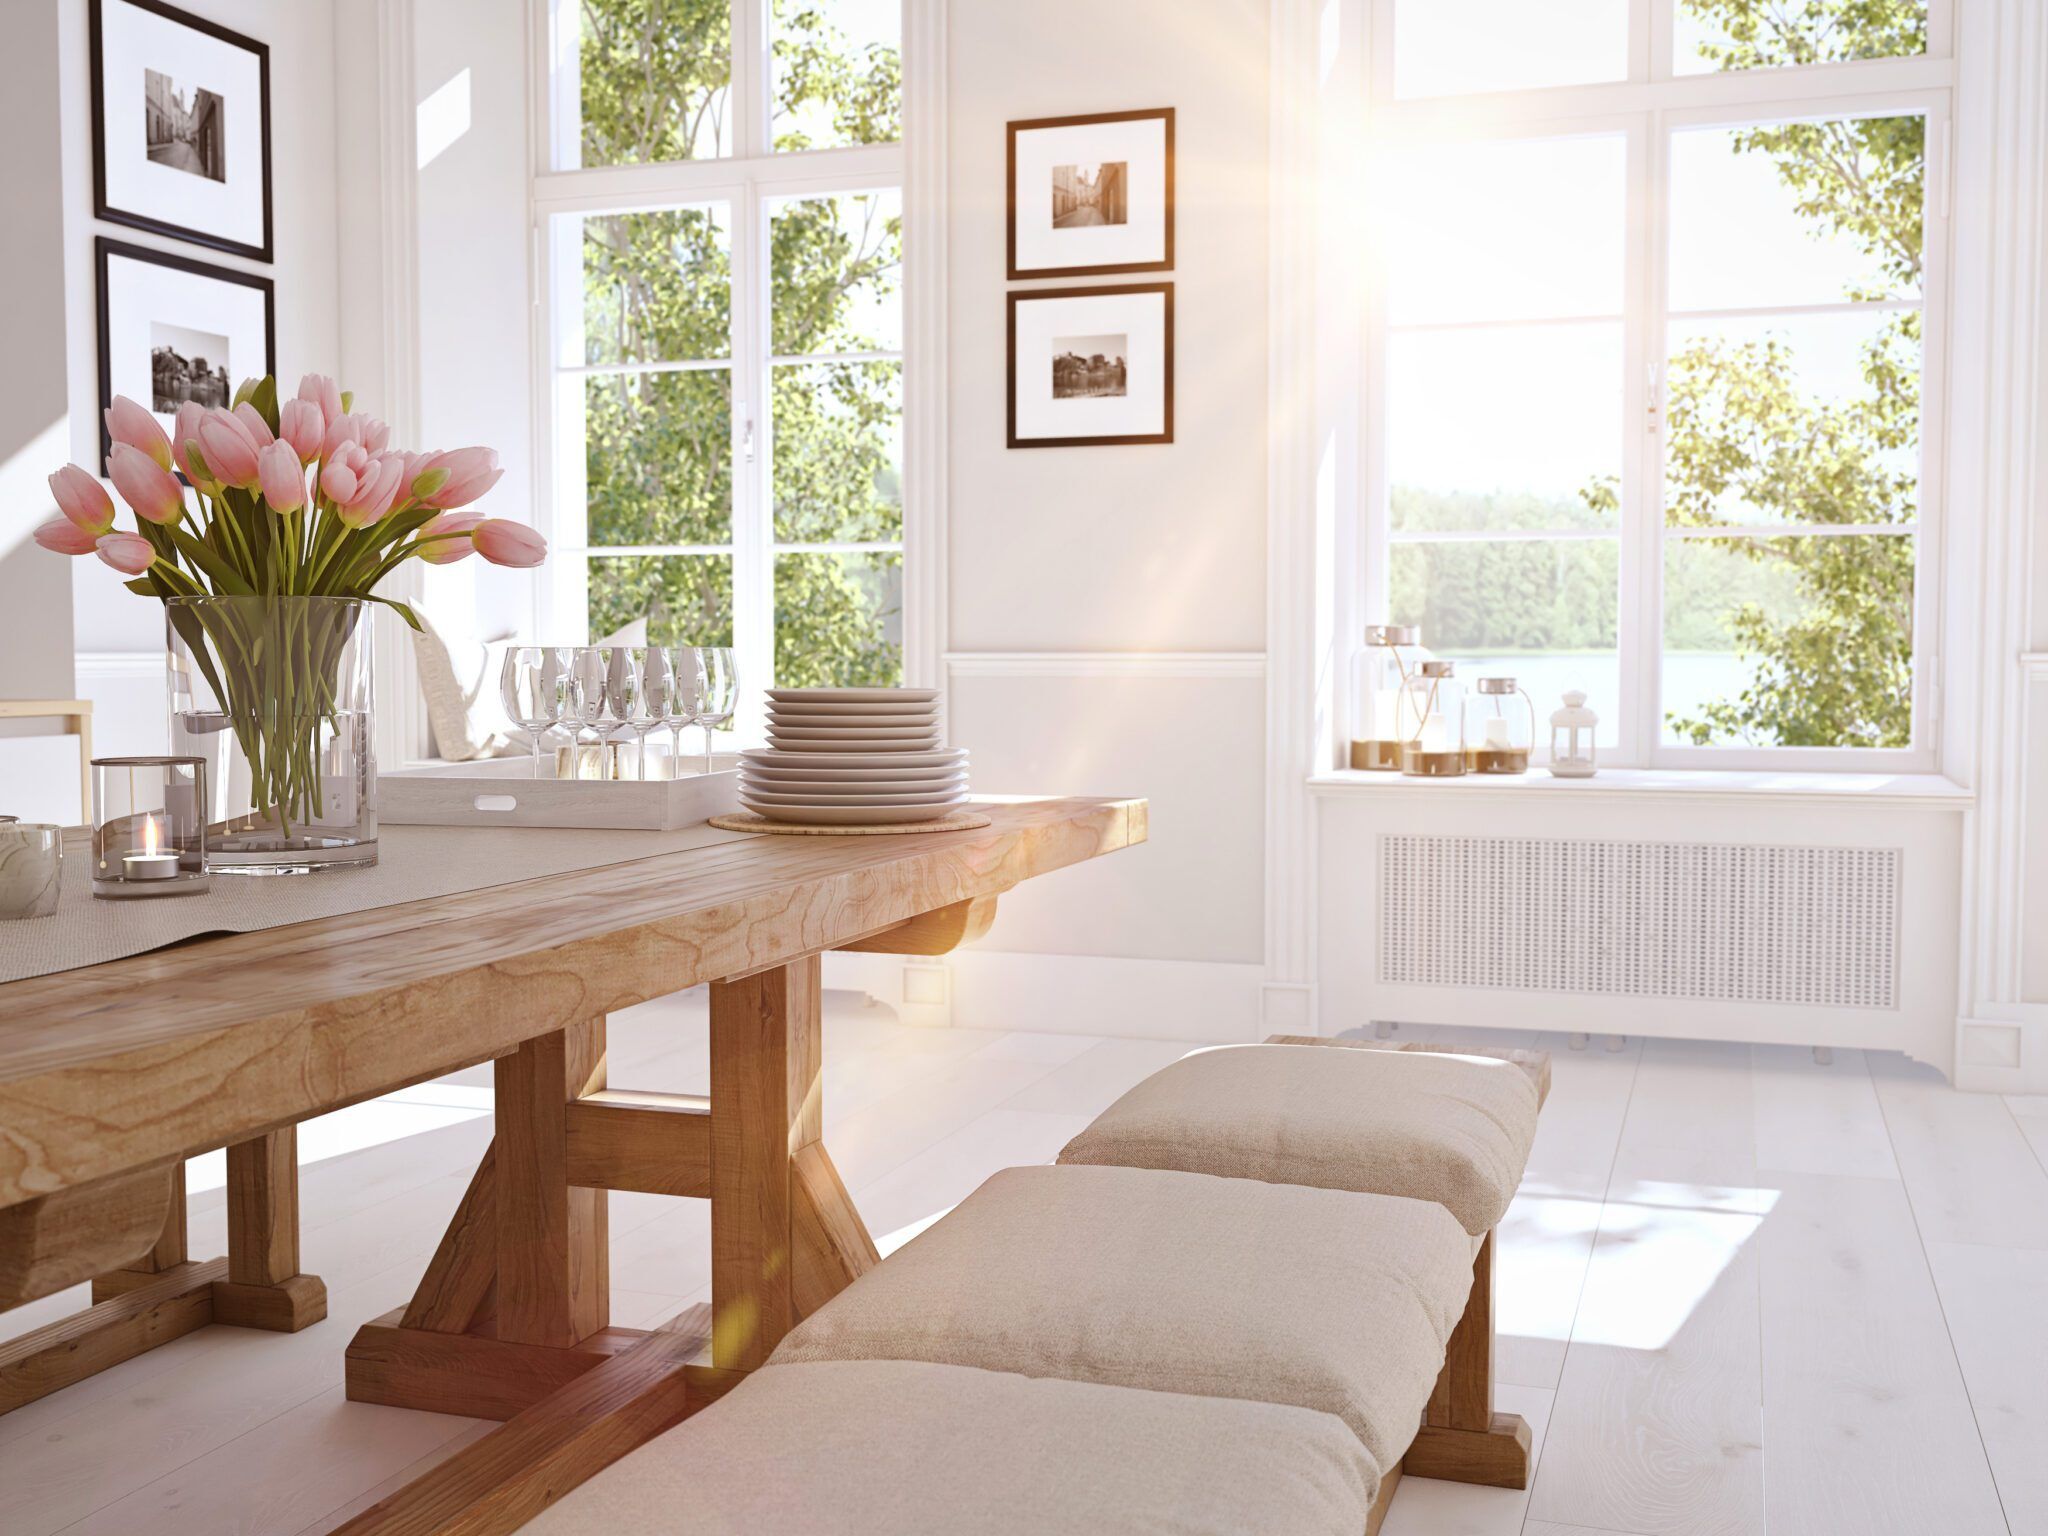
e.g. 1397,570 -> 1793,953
1464,677 -> 1536,774
1399,661 -> 1466,777
0,823 -> 64,919
91,757 -> 212,899
1348,624 -> 1420,771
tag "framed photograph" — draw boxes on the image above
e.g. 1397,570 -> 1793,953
1007,283 -> 1173,449
1007,108 -> 1173,280
90,0 -> 273,263
97,237 -> 275,467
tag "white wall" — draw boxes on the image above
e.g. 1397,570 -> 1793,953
939,0 -> 1270,1022
52,0 -> 343,757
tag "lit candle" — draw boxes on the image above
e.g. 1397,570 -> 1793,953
122,813 -> 179,881
1484,718 -> 1512,749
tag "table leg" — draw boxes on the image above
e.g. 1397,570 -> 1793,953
89,1161 -> 188,1301
497,1019 -> 609,1348
212,1127 -> 327,1331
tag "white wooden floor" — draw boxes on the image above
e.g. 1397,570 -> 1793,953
4,996 -> 2046,1536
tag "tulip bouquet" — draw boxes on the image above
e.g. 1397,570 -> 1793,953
39,373 -> 548,849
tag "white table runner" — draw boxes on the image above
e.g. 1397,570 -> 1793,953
0,822 -> 759,984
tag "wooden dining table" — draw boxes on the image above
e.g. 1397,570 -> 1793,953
0,793 -> 1146,1534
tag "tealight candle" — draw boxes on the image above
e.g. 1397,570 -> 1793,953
91,757 -> 210,899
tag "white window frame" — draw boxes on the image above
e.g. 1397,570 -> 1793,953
1356,0 -> 1954,771
528,0 -> 912,731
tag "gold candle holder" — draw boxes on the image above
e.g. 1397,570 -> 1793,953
1399,746 -> 1467,777
1466,747 -> 1531,774
1349,739 -> 1404,771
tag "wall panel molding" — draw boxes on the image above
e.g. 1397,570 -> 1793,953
944,651 -> 1264,679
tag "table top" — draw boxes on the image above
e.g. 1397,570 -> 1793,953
0,795 -> 1146,1208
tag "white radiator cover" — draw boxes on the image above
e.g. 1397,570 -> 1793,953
1378,834 -> 1902,1010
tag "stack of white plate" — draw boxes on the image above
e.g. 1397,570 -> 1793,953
739,688 -> 967,826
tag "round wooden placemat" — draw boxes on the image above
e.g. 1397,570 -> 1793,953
709,810 -> 993,836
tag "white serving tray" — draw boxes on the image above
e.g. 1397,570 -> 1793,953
380,754 -> 743,830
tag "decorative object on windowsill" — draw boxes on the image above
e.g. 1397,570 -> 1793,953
1399,660 -> 1466,778
37,374 -> 545,874
1349,623 -> 1420,771
1548,691 -> 1599,778
1466,676 -> 1535,774
1007,283 -> 1174,448
0,824 -> 65,920
90,756 -> 211,899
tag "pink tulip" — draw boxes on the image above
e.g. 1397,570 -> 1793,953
320,442 -> 364,506
104,396 -> 173,471
360,417 -> 390,454
94,531 -> 155,575
277,398 -> 323,463
414,511 -> 483,564
232,401 -> 276,448
297,373 -> 343,429
48,463 -> 115,534
196,409 -> 262,489
256,439 -> 306,513
171,403 -> 208,483
420,447 -> 503,509
33,515 -> 99,556
471,518 -> 547,568
320,412 -> 363,462
107,442 -> 185,525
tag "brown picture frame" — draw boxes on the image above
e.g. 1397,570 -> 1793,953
1007,108 -> 1174,280
1007,283 -> 1174,449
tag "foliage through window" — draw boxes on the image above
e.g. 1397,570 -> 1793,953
547,0 -> 905,695
1373,0 -> 1938,762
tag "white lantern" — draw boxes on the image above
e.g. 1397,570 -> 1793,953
1548,690 -> 1598,778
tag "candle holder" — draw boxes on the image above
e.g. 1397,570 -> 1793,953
1348,624 -> 1421,771
91,757 -> 212,899
1398,660 -> 1467,777
1464,676 -> 1536,774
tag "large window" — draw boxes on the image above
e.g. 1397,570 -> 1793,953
539,0 -> 905,702
1365,0 -> 1944,767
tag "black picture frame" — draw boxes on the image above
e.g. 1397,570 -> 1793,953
1007,107 -> 1175,281
1007,283 -> 1174,449
90,0 -> 274,263
97,236 -> 276,469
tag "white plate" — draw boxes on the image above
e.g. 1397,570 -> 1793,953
742,788 -> 967,808
742,748 -> 966,770
767,700 -> 940,717
739,781 -> 968,802
742,801 -> 967,825
743,770 -> 968,791
769,723 -> 939,737
768,713 -> 941,731
742,761 -> 965,782
766,687 -> 941,704
767,736 -> 944,752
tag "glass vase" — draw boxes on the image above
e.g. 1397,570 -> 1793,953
166,595 -> 378,874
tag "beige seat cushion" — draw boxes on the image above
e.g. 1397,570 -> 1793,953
523,1359 -> 1378,1536
771,1163 -> 1473,1472
1058,1043 -> 1539,1234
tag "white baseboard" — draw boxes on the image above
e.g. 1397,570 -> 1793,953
822,949 -> 1266,1043
1955,1006 -> 2048,1093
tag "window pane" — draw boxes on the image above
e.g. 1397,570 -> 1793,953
770,190 -> 903,355
1662,533 -> 1914,747
1676,0 -> 1926,77
1665,311 -> 1920,529
583,371 -> 732,545
772,361 -> 901,542
572,206 -> 731,368
571,0 -> 731,167
775,551 -> 903,687
1393,0 -> 1629,99
588,554 -> 734,647
1669,117 -> 1924,311
773,0 -> 902,151
1389,323 -> 1621,532
1389,538 -> 1621,746
1384,135 -> 1626,325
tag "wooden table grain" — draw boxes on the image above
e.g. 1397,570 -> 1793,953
0,794 -> 1147,1533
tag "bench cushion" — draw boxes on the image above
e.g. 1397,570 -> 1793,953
1057,1042 -> 1539,1234
522,1359 -> 1378,1536
770,1163 -> 1473,1473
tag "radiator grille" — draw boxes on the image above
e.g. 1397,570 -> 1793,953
1378,835 -> 1901,1009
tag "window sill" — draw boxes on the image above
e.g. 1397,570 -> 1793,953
1307,766 -> 1972,809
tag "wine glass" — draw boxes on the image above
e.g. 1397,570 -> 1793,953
634,647 -> 679,779
665,646 -> 705,775
606,647 -> 663,780
694,646 -> 737,774
499,647 -> 567,779
563,647 -> 611,778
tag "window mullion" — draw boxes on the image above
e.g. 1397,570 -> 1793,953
1621,111 -> 1661,768
732,0 -> 768,161
729,178 -> 773,729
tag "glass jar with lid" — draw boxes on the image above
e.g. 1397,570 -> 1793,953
1464,676 -> 1535,774
1398,660 -> 1465,777
1348,624 -> 1420,771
